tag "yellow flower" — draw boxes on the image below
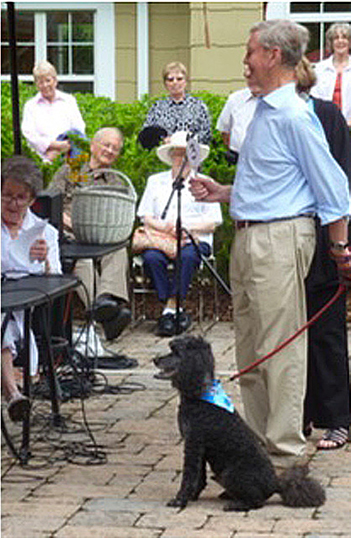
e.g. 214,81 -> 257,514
67,153 -> 90,183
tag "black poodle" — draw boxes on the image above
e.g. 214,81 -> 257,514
154,335 -> 325,511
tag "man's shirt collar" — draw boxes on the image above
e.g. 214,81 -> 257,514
262,82 -> 296,109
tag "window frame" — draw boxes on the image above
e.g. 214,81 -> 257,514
1,2 -> 115,98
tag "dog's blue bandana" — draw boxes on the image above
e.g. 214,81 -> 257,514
201,380 -> 234,413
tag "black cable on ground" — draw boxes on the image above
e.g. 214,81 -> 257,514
3,344 -> 146,469
30,347 -> 145,466
2,275 -> 145,469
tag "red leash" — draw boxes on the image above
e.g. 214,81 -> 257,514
230,282 -> 347,381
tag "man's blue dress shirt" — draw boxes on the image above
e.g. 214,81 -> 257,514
230,82 -> 349,225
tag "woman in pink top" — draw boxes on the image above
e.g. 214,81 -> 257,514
21,61 -> 85,162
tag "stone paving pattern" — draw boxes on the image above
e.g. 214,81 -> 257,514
2,321 -> 351,537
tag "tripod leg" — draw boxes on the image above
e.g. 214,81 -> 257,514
183,228 -> 232,296
175,189 -> 183,334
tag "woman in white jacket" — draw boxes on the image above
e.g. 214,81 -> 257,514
311,22 -> 351,126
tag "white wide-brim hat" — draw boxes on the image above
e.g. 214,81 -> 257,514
156,130 -> 209,166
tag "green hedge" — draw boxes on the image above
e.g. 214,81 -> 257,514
1,82 -> 236,278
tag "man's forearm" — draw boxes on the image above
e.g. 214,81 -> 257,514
219,185 -> 232,203
328,217 -> 349,245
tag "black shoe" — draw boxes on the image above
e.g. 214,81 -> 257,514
92,294 -> 120,323
8,394 -> 30,422
157,313 -> 176,337
102,306 -> 132,340
178,311 -> 191,333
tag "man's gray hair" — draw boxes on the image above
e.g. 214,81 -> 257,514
92,127 -> 124,147
251,19 -> 310,68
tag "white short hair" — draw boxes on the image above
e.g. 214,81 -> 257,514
33,60 -> 57,80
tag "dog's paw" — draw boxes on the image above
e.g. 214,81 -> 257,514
167,497 -> 187,509
223,499 -> 249,512
224,499 -> 263,512
218,490 -> 232,500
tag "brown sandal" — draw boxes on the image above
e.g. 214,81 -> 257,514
317,427 -> 349,450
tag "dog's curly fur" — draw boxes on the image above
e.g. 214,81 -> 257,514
154,335 -> 326,511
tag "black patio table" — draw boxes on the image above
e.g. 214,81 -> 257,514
1,273 -> 79,464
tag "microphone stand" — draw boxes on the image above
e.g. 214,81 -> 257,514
161,154 -> 232,334
183,228 -> 232,296
161,155 -> 188,334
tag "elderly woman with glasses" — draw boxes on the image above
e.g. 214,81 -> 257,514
140,61 -> 212,146
1,156 -> 62,422
311,23 -> 351,127
21,60 -> 86,162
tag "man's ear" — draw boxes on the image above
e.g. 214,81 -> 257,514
268,46 -> 282,67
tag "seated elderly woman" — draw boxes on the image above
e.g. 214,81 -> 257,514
1,156 -> 62,421
21,60 -> 85,162
137,131 -> 222,337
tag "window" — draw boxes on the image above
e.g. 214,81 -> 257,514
1,11 -> 35,75
267,2 -> 351,62
47,12 -> 94,79
1,3 -> 115,98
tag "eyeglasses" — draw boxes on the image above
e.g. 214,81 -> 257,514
166,76 -> 185,82
2,193 -> 31,207
97,141 -> 121,154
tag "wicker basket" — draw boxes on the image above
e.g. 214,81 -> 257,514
71,170 -> 137,244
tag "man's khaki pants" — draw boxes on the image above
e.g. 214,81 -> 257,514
230,217 -> 316,459
75,248 -> 129,307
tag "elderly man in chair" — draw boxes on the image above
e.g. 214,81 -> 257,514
49,128 -> 134,357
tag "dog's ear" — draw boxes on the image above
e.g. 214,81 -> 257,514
175,336 -> 215,397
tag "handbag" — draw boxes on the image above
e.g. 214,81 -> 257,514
131,226 -> 178,259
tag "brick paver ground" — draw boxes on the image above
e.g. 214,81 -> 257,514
2,320 -> 351,537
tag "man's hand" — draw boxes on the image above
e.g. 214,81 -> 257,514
189,176 -> 231,203
330,246 -> 351,285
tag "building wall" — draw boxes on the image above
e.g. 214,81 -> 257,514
190,2 -> 263,94
115,2 -> 137,102
148,3 -> 190,96
114,2 -> 262,102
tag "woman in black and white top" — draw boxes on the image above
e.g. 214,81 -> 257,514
141,61 -> 212,145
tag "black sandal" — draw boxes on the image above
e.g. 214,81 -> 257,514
317,427 -> 349,450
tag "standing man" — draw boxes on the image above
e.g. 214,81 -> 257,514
191,20 -> 350,469
49,127 -> 133,347
216,86 -> 258,164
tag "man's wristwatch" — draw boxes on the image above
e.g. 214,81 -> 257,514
330,240 -> 349,252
